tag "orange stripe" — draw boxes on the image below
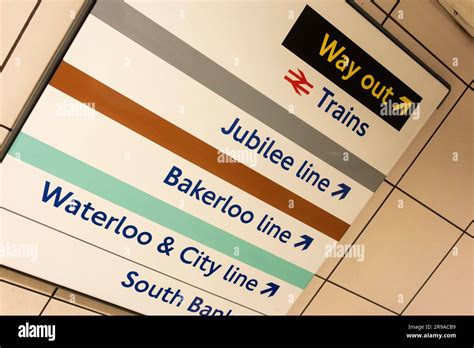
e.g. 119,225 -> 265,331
50,61 -> 349,240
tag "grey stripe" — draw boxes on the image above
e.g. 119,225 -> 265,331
91,1 -> 385,191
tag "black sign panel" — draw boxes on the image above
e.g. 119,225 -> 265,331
282,5 -> 422,131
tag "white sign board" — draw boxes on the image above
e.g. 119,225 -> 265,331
1,0 -> 448,315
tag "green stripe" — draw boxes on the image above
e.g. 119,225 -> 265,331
9,132 -> 313,288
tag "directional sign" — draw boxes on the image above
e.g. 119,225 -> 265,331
1,0 -> 448,315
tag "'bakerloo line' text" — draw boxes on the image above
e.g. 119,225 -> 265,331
40,162 -> 313,248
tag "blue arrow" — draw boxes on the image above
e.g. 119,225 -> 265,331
294,234 -> 314,251
331,183 -> 351,200
260,282 -> 280,297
